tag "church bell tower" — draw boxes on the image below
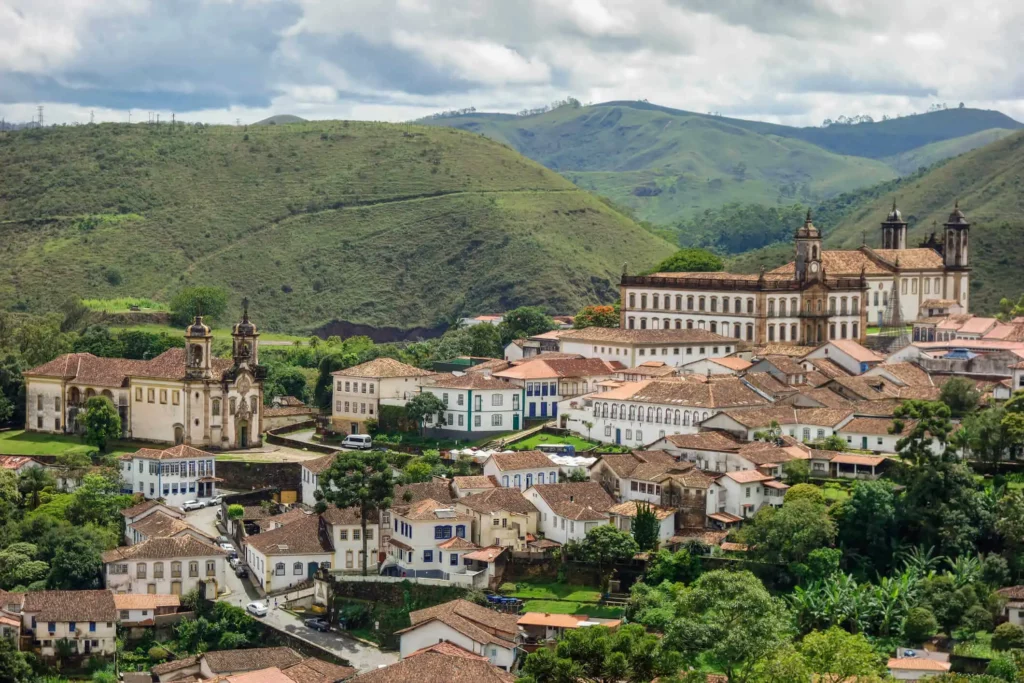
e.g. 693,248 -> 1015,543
795,210 -> 823,284
881,199 -> 908,250
944,201 -> 970,269
184,316 -> 214,379
231,298 -> 260,369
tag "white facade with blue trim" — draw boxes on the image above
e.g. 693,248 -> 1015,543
382,499 -> 477,579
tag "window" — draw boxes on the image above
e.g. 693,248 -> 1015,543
457,393 -> 464,406
687,295 -> 694,310
451,553 -> 459,566
212,399 -> 220,416
204,560 -> 215,577
802,428 -> 810,441
172,390 -> 180,405
135,387 -> 143,402
912,279 -> 918,294
189,561 -> 198,577
354,529 -> 361,541
492,414 -> 503,427
456,524 -> 466,538
275,563 -> 285,576
652,294 -> 659,309
747,299 -> 755,314
69,622 -> 76,632
293,562 -> 303,575
423,550 -> 433,563
230,398 -> 236,415
698,296 -> 705,311
474,395 -> 483,411
512,394 -> 519,410
474,415 -> 481,427
629,294 -> 636,308
458,414 -> 464,426
171,561 -> 182,578
492,394 -> 503,407
136,564 -> 147,579
153,562 -> 164,579
160,389 -> 167,404
148,389 -> 155,403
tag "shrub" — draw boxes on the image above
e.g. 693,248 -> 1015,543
993,622 -> 1024,651
903,607 -> 939,645
147,646 -> 170,662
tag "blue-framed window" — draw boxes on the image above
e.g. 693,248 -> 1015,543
423,550 -> 433,563
451,553 -> 459,566
89,622 -> 96,632
538,473 -> 545,484
502,475 -> 509,487
69,622 -> 76,632
434,525 -> 452,539
526,382 -> 534,396
456,525 -> 466,538
550,381 -> 557,395
514,474 -> 521,488
541,383 -> 549,396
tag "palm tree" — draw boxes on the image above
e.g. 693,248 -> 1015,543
18,466 -> 54,509
946,555 -> 982,588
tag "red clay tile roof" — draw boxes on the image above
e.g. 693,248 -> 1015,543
103,536 -> 227,562
127,444 -> 216,461
256,508 -> 313,531
404,599 -> 519,649
0,455 -> 35,470
529,482 -> 615,520
128,511 -> 213,541
22,589 -> 117,622
559,327 -> 734,345
120,499 -> 170,519
494,357 -> 615,380
488,450 -> 552,471
453,475 -> 497,490
394,480 -> 455,505
398,498 -> 474,522
887,658 -> 951,672
425,374 -> 517,390
331,358 -> 432,379
264,406 -> 316,418
112,594 -> 181,610
596,450 -> 689,480
826,339 -> 884,363
151,656 -> 200,675
723,470 -> 775,483
319,506 -> 378,527
203,647 -> 304,674
407,641 -> 487,661
356,650 -> 515,683
438,537 -> 480,550
608,501 -> 675,520
245,515 -> 333,556
709,357 -> 753,371
660,431 -> 743,452
716,406 -> 853,428
595,376 -> 769,409
840,416 -> 914,436
301,453 -> 338,475
657,469 -> 717,489
457,488 -> 539,516
462,546 -> 508,563
281,658 -> 357,683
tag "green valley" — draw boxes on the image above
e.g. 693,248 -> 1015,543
0,121 -> 674,333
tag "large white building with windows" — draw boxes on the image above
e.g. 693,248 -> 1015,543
557,327 -> 736,368
23,304 -> 267,450
618,203 -> 971,346
119,445 -> 219,506
383,499 -> 477,579
330,358 -> 433,435
418,373 -> 525,438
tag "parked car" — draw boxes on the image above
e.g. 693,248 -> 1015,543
219,543 -> 237,559
235,566 -> 249,578
229,557 -> 241,569
304,618 -> 331,632
246,601 -> 268,617
216,535 -> 232,545
342,434 -> 373,450
209,495 -> 223,505
181,500 -> 205,511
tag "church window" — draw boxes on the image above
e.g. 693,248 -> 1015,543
723,298 -> 729,313
829,323 -> 836,339
212,399 -> 220,417
663,318 -> 670,329
229,398 -> 237,416
135,388 -> 142,402
710,322 -> 717,334
767,300 -> 775,316
746,324 -> 754,341
172,391 -> 180,406
641,294 -> 648,309
148,389 -> 155,403
698,320 -> 706,329
629,294 -> 636,308
698,297 -> 706,311
812,245 -> 819,260
791,324 -> 798,340
841,297 -> 848,315
251,400 -> 258,414
791,297 -> 798,313
768,325 -> 775,342
912,280 -> 918,294
829,298 -> 836,314
687,296 -> 694,311
747,299 -> 754,314
874,292 -> 879,306
710,297 -> 717,312
675,320 -> 682,329
817,300 -> 823,313
734,323 -> 741,338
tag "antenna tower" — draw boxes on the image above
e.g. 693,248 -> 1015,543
37,105 -> 44,128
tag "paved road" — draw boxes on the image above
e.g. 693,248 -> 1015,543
185,505 -> 397,673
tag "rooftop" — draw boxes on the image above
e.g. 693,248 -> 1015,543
487,450 -> 553,471
112,593 -> 181,610
398,498 -> 474,522
559,327 -> 733,345
331,357 -> 433,379
204,647 -> 304,674
404,599 -> 519,649
245,514 -> 333,556
529,482 -> 615,521
607,501 -> 675,520
425,373 -> 518,391
103,536 -> 227,562
22,589 -> 117,622
457,488 -> 539,516
355,650 -> 515,683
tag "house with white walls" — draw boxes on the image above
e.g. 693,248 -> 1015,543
383,499 -> 477,579
299,453 -> 337,507
321,506 -> 382,573
244,514 -> 334,593
650,431 -> 810,477
454,488 -> 539,550
837,416 -> 916,454
419,374 -> 525,438
330,358 -> 433,435
557,327 -> 737,368
112,593 -> 180,627
714,470 -> 780,519
492,356 -> 618,421
802,339 -> 884,375
102,537 -> 228,596
452,475 -> 499,498
588,450 -> 691,503
118,445 -> 219,507
482,450 -> 559,490
396,599 -> 520,671
698,406 -> 855,443
21,590 -> 118,659
524,482 -> 615,545
608,501 -> 676,544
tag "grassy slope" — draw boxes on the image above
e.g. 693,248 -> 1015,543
0,122 -> 673,332
422,104 -> 897,224
728,131 -> 1024,313
882,128 -> 1017,175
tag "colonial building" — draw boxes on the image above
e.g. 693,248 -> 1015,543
419,373 -> 525,438
23,303 -> 266,449
330,358 -> 433,435
102,536 -> 228,596
619,203 -> 971,345
119,445 -> 220,505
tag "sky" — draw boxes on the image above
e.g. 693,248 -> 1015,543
3,0 -> 1024,127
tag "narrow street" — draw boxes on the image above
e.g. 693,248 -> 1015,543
185,504 -> 398,672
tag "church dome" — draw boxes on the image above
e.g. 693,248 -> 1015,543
946,200 -> 969,225
232,298 -> 258,336
186,316 -> 211,338
886,199 -> 903,223
795,209 -> 820,238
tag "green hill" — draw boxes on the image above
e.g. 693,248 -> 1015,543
0,122 -> 674,332
253,114 -> 308,125
882,128 -> 1017,175
727,130 -> 1024,313
422,103 -> 898,224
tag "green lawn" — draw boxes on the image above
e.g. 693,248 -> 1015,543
520,600 -> 624,619
500,581 -> 602,603
821,486 -> 851,504
82,296 -> 168,313
0,429 -> 150,458
510,433 -> 599,451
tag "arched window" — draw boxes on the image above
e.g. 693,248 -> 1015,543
829,298 -> 836,314
456,525 -> 466,538
779,325 -> 786,341
674,410 -> 681,425
229,397 -> 237,415
687,296 -> 694,310
768,300 -> 775,316
746,324 -> 754,341
735,297 -> 742,313
852,297 -> 859,311
747,299 -> 755,314
853,323 -> 859,338
710,297 -> 718,312
841,322 -> 848,339
275,563 -> 285,576
791,297 -> 798,313
293,562 -> 303,575
663,318 -> 670,329
702,411 -> 709,421
525,473 -> 533,489
791,323 -> 798,341
812,245 -> 819,260
675,320 -> 682,329
652,294 -> 660,309
698,296 -> 706,311
683,412 -> 690,426
538,472 -> 545,484
628,317 -> 635,329
710,322 -> 717,334
212,399 -> 221,417
873,292 -> 879,306
675,295 -> 683,310
611,404 -> 618,419
602,403 -> 609,418
629,406 -> 636,420
619,404 -> 626,419
840,297 -> 848,315
640,318 -> 647,329
687,320 -> 694,329
698,320 -> 706,329
723,298 -> 730,313
513,474 -> 521,488
652,318 -> 660,330
629,294 -> 636,308
502,475 -> 509,487
768,325 -> 775,342
829,323 -> 836,339
733,323 -> 741,338
656,408 -> 662,423
779,299 -> 786,317
641,294 -> 648,309
189,561 -> 198,577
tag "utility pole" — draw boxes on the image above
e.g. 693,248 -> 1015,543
37,105 -> 44,128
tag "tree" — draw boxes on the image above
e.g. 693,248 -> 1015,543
497,306 -> 555,346
903,607 -> 939,645
784,483 -> 825,506
53,451 -> 91,491
0,637 -> 32,683
83,396 -> 121,453
893,400 -> 955,466
798,626 -> 883,683
47,534 -> 102,589
0,542 -> 48,589
402,460 -> 433,484
567,469 -> 589,483
574,305 -> 619,329
18,466 -> 54,509
632,502 -> 660,552
263,363 -> 309,404
660,570 -> 791,683
993,622 -> 1024,651
317,451 -> 395,576
783,459 -> 810,484
227,504 -> 245,521
816,434 -> 848,452
740,498 -> 836,566
652,248 -> 724,273
169,286 -> 228,326
940,377 -> 981,418
404,392 -> 447,435
519,623 -> 680,683
67,473 -> 133,527
834,480 -> 898,574
0,469 -> 22,519
581,420 -> 595,441
645,547 -> 702,585
573,525 -> 639,591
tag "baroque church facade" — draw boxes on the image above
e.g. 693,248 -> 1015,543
23,304 -> 266,449
619,203 -> 971,346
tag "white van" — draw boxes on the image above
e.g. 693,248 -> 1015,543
342,434 -> 373,450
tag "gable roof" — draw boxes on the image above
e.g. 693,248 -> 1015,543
397,498 -> 474,522
22,590 -> 117,622
452,475 -> 498,491
245,514 -> 333,556
393,480 -> 455,506
659,431 -> 743,452
330,357 -> 432,379
102,536 -> 227,562
280,657 -> 357,683
723,470 -> 775,484
255,508 -> 313,532
607,501 -> 675,520
404,599 -> 519,649
112,593 -> 181,610
593,376 -> 768,409
528,482 -> 615,520
128,510 -> 212,541
120,499 -> 174,519
595,450 -> 690,480
494,357 -> 615,380
716,406 -> 854,429
24,349 -> 240,386
457,488 -> 539,516
657,469 -> 718,489
356,650 -> 515,683
487,450 -> 552,471
319,505 -> 378,527
709,356 -> 753,371
126,444 -> 216,461
301,453 -> 338,475
203,647 -> 304,674
872,362 -> 934,387
840,416 -> 913,436
425,373 -> 516,391
825,339 -> 884,363
558,327 -> 733,345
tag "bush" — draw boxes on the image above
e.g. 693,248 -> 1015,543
986,653 -> 1018,682
784,483 -> 825,506
147,646 -> 170,662
904,607 -> 939,645
993,622 -> 1024,651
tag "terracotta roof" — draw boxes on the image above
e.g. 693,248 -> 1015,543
708,512 -> 743,524
22,590 -> 117,622
438,537 -> 480,550
320,506 -> 377,527
709,357 -> 753,371
825,339 -> 884,363
129,510 -> 212,541
127,444 -> 216,461
388,537 -> 413,551
281,658 -> 357,683
518,612 -> 588,628
669,528 -> 729,546
0,455 -> 35,470
256,508 -> 313,532
239,505 -> 273,521
608,501 -> 675,520
594,376 -> 768,409
529,482 -> 615,520
394,480 -> 455,506
227,667 -> 294,683
841,416 -> 914,436
657,469 -> 717,489
558,327 -> 734,345
355,650 -> 515,683
151,656 -> 200,675
113,593 -> 180,610
245,515 -> 333,556
998,586 -> 1024,601
331,357 -> 432,379
487,450 -> 552,471
783,387 -> 857,410
462,546 -> 507,563
959,316 -> 999,335
453,475 -> 497,490
803,358 -> 851,381
457,488 -> 539,516
103,536 -> 227,562
301,453 -> 338,475
762,480 -> 790,490
736,442 -> 802,466
404,599 -> 519,649
494,357 -> 616,380
723,470 -> 775,484
398,498 -> 474,522
204,648 -> 304,674
264,406 -> 316,418
716,406 -> 853,428
873,248 -> 945,270
527,538 -> 562,549
660,431 -> 743,452
646,270 -> 790,282
618,362 -> 679,378
120,499 -> 171,519
596,450 -> 690,481
465,359 -> 512,374
887,658 -> 950,672
741,372 -> 797,398
425,373 -> 517,391
407,641 -> 487,661
756,355 -> 806,376
752,344 -> 817,358
830,453 -> 887,466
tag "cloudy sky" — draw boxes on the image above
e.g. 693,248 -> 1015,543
3,0 -> 1024,127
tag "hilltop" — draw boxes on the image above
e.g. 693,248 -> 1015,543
727,130 -> 1024,313
253,114 -> 307,125
0,122 -> 674,333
